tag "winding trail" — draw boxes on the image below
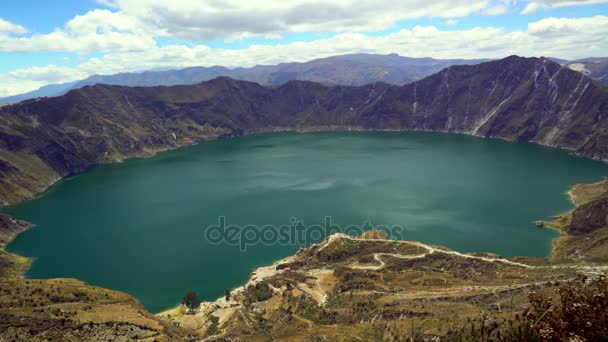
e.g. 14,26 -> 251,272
350,252 -> 428,270
318,233 -> 534,270
322,234 -> 608,276
352,279 -> 571,301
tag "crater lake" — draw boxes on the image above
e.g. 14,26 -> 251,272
5,131 -> 608,312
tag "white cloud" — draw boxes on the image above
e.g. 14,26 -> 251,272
1,0 -> 605,54
1,1 -> 497,53
522,0 -> 608,14
1,14 -> 607,97
485,4 -> 509,15
0,18 -> 27,35
0,65 -> 86,98
8,65 -> 86,83
0,10 -> 155,53
528,15 -> 608,35
68,16 -> 607,72
101,0 -> 495,41
0,78 -> 45,98
444,19 -> 459,26
95,0 -> 120,8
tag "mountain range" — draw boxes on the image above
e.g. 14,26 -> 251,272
565,58 -> 608,86
1,54 -> 491,104
2,54 -> 607,106
0,55 -> 607,206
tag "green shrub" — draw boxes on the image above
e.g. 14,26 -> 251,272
446,274 -> 608,341
245,280 -> 273,303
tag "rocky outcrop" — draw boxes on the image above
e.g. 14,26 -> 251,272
0,214 -> 32,278
0,56 -> 607,206
0,214 -> 32,249
570,196 -> 608,235
566,57 -> 608,87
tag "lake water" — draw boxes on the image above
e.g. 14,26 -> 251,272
5,131 -> 608,312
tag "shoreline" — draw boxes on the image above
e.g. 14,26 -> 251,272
156,252 -> 299,316
2,127 -> 607,209
157,181 -> 596,317
0,214 -> 35,278
1,129 -> 605,315
1,179 -> 598,315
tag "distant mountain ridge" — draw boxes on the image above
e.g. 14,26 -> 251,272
1,56 -> 607,206
0,54 -> 492,104
0,81 -> 78,105
4,54 -> 606,106
565,57 -> 608,86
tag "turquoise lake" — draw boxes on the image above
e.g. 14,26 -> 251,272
5,131 -> 608,312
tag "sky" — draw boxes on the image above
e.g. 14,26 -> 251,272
0,0 -> 607,97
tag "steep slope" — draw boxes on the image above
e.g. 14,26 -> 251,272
0,56 -> 607,206
0,54 -> 488,104
566,57 -> 608,86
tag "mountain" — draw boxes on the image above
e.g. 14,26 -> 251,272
565,57 -> 608,86
0,54 -> 490,104
72,65 -> 238,88
548,57 -> 570,64
232,53 -> 490,86
0,81 -> 78,105
0,56 -> 607,206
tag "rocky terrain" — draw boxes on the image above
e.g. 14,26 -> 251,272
1,55 -> 607,206
160,180 -> 608,341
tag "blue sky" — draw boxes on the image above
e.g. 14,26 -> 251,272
0,0 -> 607,96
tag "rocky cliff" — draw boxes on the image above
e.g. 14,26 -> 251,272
1,56 -> 607,206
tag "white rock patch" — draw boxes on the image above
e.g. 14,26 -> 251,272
568,63 -> 590,75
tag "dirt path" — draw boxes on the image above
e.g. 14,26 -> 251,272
322,234 -> 535,270
350,252 -> 428,270
353,279 -> 570,301
296,269 -> 334,305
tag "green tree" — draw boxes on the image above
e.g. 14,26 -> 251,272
224,288 -> 231,302
182,290 -> 201,313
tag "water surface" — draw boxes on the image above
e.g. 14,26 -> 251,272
5,131 -> 608,312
